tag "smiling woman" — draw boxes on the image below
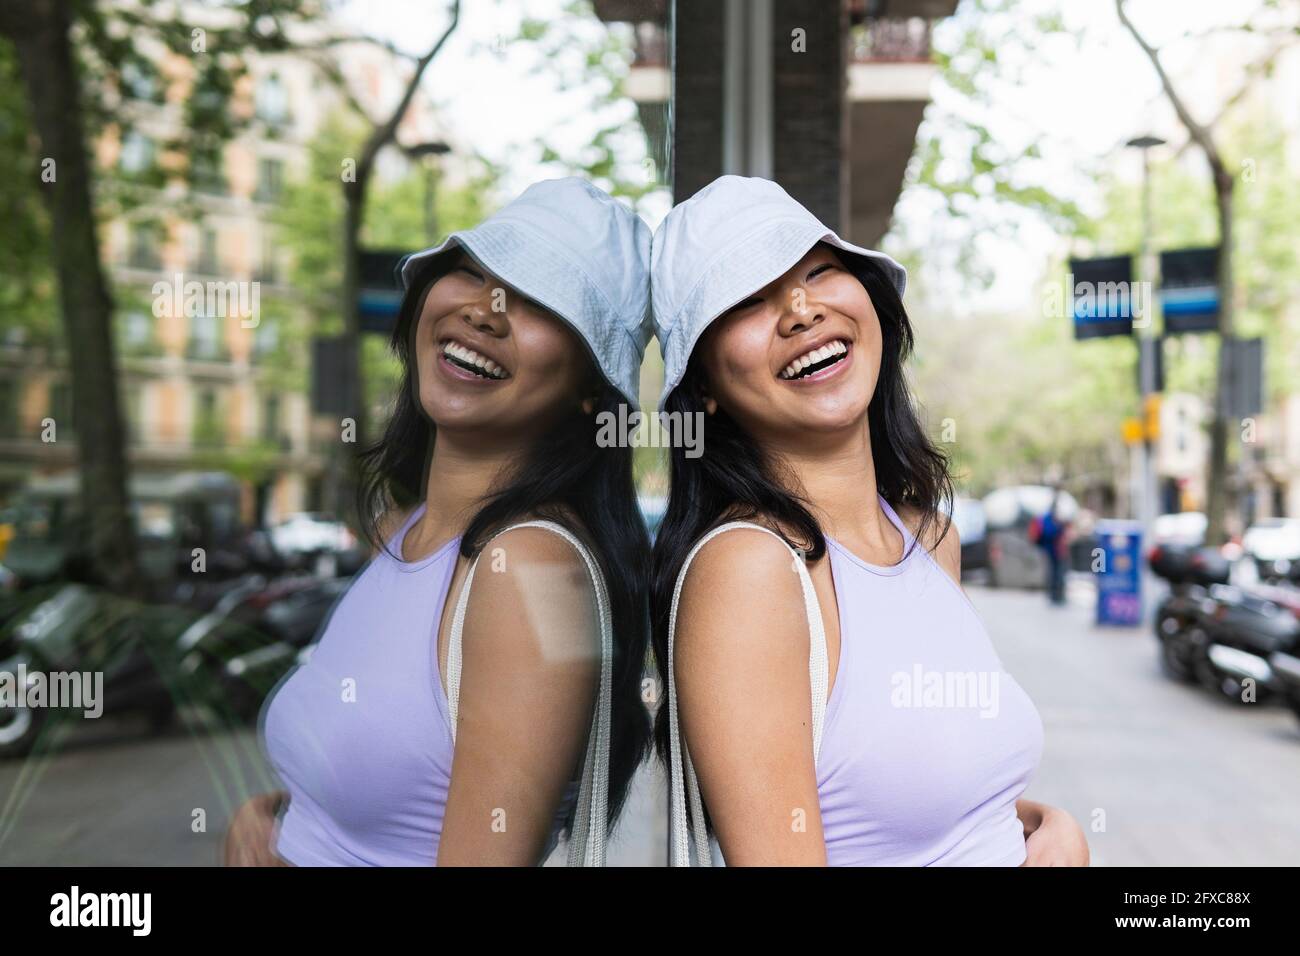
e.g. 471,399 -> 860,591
648,175 -> 1088,868
226,178 -> 656,868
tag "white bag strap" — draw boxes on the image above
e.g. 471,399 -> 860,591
446,520 -> 613,867
667,520 -> 828,867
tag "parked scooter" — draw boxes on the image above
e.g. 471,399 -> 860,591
176,574 -> 350,723
0,584 -> 202,759
1149,543 -> 1300,711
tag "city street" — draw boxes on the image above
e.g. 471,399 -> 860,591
985,575 -> 1300,867
1,577 -> 1297,866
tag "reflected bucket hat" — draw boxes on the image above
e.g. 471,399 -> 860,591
651,175 -> 908,410
398,177 -> 652,407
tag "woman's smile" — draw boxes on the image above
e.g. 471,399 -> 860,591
436,337 -> 512,384
777,337 -> 853,384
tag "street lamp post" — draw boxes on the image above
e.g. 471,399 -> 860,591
405,141 -> 451,243
1126,133 -> 1165,619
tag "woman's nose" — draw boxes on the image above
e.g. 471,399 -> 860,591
462,293 -> 509,336
778,290 -> 825,335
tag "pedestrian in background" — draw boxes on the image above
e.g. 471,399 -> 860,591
1032,486 -> 1073,606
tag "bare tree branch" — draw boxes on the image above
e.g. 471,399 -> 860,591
356,0 -> 461,182
305,50 -> 380,127
1115,0 -> 1226,176
297,33 -> 419,63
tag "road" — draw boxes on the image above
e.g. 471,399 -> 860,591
2,577 -> 1297,865
984,574 -> 1300,866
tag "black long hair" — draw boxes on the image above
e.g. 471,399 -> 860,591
649,250 -> 954,772
358,252 -> 652,831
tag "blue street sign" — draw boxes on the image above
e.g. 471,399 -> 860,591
1069,255 -> 1135,340
1160,246 -> 1220,334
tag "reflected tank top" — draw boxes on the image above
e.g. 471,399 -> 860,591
259,505 -> 574,865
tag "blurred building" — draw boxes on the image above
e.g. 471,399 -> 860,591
1154,392 -> 1209,513
596,0 -> 958,404
0,8 -> 446,525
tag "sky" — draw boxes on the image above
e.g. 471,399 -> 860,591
331,0 -> 1292,315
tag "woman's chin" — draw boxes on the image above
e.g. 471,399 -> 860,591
772,396 -> 870,434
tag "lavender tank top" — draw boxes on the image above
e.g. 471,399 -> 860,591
259,506 -> 573,866
814,494 -> 1044,865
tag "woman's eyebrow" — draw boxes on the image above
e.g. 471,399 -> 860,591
723,295 -> 763,315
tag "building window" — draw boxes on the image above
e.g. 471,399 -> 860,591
193,387 -> 224,448
121,60 -> 162,103
187,313 -> 227,362
255,157 -> 284,203
128,222 -> 162,270
0,377 -> 17,437
120,309 -> 155,356
49,382 -> 75,438
253,317 -> 279,359
124,383 -> 145,444
191,151 -> 227,195
261,393 -> 281,445
257,228 -> 279,282
197,225 -> 220,275
119,131 -> 155,174
255,73 -> 290,127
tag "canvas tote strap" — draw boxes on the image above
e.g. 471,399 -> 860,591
666,521 -> 829,867
446,520 -> 613,867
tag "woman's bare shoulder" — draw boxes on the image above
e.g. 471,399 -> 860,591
895,501 -> 961,583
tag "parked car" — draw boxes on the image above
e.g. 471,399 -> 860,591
270,513 -> 355,557
2,471 -> 249,600
1243,518 -> 1300,583
947,496 -> 988,572
981,485 -> 1079,589
1154,511 -> 1207,548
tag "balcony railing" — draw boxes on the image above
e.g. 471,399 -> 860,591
186,335 -> 230,363
852,17 -> 933,63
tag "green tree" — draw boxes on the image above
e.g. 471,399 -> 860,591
275,111 -> 498,437
0,0 -> 326,591
1116,0 -> 1297,543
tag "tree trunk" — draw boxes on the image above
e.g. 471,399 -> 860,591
3,0 -> 140,592
1203,168 -> 1236,546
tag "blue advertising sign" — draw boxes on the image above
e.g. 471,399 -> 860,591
357,250 -> 407,334
1160,246 -> 1220,334
1068,255 -> 1136,340
1095,519 -> 1143,627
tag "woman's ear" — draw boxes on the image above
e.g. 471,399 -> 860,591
580,396 -> 595,416
695,375 -> 718,415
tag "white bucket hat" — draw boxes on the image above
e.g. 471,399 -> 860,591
651,175 -> 908,410
399,177 -> 652,407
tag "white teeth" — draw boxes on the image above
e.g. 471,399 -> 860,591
442,341 -> 507,379
780,340 -> 848,379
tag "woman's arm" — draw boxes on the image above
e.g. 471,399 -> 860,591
436,527 -> 600,866
223,791 -> 290,866
675,529 -> 827,866
1017,798 -> 1090,866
